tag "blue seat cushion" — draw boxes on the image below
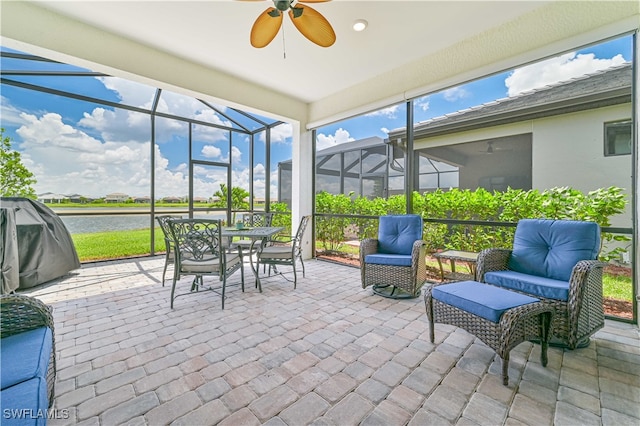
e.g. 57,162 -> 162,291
484,270 -> 570,301
432,280 -> 539,323
1,327 -> 53,390
365,253 -> 412,267
508,219 -> 600,282
1,377 -> 48,425
378,215 -> 423,255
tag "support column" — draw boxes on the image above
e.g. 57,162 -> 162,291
292,122 -> 314,259
633,30 -> 639,325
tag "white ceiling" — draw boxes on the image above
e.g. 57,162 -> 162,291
34,0 -> 549,104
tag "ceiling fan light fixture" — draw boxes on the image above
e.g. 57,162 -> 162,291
353,19 -> 368,32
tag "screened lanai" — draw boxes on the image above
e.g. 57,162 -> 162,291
1,48 -> 296,254
1,1 -> 638,323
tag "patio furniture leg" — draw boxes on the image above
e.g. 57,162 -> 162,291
292,259 -> 297,289
501,353 -> 510,386
221,277 -> 226,310
162,251 -> 170,286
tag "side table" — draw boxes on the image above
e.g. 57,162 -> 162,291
433,250 -> 478,281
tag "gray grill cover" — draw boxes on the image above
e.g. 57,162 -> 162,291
1,197 -> 80,292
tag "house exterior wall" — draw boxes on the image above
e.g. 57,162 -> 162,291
413,122 -> 534,190
532,103 -> 632,228
413,104 -> 632,227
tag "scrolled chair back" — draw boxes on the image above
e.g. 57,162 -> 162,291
168,218 -> 223,261
155,215 -> 173,239
293,215 -> 311,251
242,212 -> 274,227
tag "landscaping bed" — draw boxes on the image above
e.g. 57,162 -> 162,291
317,251 -> 634,319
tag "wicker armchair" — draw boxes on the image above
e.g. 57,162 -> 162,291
476,219 -> 604,349
360,215 -> 427,298
0,294 -> 56,407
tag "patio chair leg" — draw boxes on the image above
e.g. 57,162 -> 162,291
501,354 -> 510,386
162,252 -> 170,287
240,262 -> 245,293
292,260 -> 297,289
170,279 -> 177,309
221,277 -> 226,310
540,312 -> 550,367
300,256 -> 306,278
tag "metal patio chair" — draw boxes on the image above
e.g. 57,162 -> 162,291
255,215 -> 310,289
167,218 -> 244,309
156,215 -> 176,287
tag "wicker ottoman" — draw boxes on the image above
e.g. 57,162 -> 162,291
425,280 -> 554,385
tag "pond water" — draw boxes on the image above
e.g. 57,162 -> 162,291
56,211 -> 226,234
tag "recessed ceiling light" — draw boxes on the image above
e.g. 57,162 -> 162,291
353,19 -> 368,32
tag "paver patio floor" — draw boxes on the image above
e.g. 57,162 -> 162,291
22,257 -> 640,425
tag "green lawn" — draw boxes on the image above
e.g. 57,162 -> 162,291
72,228 -> 166,262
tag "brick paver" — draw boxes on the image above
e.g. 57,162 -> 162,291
21,257 -> 639,425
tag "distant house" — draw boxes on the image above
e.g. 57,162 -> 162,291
133,196 -> 151,203
37,192 -> 68,203
193,197 -> 209,203
104,192 -> 130,203
162,196 -> 183,204
67,193 -> 91,203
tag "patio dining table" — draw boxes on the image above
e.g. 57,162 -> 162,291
221,226 -> 284,292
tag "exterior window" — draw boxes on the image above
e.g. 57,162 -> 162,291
604,120 -> 632,156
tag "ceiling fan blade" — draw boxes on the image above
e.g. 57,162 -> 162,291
288,4 -> 336,47
251,7 -> 284,48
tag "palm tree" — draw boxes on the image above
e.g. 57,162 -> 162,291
211,184 -> 250,223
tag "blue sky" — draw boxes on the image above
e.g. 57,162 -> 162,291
315,35 -> 632,149
0,35 -> 632,199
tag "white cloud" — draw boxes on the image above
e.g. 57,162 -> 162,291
11,110 -> 231,199
230,146 -> 243,164
414,97 -> 430,112
316,128 -> 354,151
260,122 -> 292,143
253,163 -> 266,177
98,77 -> 156,107
443,87 -> 470,102
201,145 -> 222,159
18,112 -> 103,153
380,127 -> 390,135
365,105 -> 399,119
0,96 -> 30,127
79,106 -> 170,143
505,52 -> 627,96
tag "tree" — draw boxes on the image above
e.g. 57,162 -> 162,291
211,184 -> 250,222
0,128 -> 37,199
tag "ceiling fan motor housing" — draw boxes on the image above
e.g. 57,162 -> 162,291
274,0 -> 293,11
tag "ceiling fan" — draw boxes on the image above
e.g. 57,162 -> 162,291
479,141 -> 512,154
246,0 -> 336,48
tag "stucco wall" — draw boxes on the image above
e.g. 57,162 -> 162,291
533,104 -> 632,228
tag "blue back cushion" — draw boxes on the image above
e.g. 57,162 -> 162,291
508,219 -> 600,282
378,215 -> 423,255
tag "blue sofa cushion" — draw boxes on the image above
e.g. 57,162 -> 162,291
508,219 -> 600,282
432,280 -> 539,323
484,270 -> 570,301
378,215 -> 423,255
1,327 -> 52,390
1,377 -> 48,425
364,253 -> 412,267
